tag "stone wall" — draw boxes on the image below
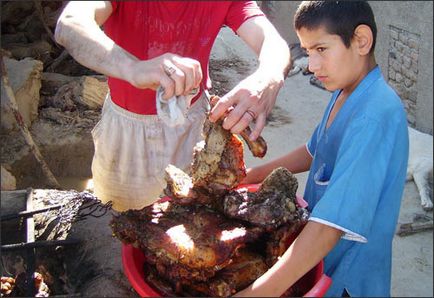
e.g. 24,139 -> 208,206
260,1 -> 433,135
387,26 -> 420,128
371,1 -> 433,135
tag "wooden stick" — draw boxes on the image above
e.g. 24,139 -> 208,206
396,216 -> 433,236
46,49 -> 69,72
1,239 -> 81,251
0,54 -> 61,189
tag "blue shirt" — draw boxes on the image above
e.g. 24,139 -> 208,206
304,66 -> 409,297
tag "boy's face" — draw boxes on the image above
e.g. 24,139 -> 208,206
297,26 -> 365,93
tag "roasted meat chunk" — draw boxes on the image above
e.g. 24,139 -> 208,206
191,127 -> 246,195
110,201 -> 264,282
238,125 -> 267,158
164,94 -> 268,203
223,167 -> 308,230
186,248 -> 268,296
143,248 -> 268,297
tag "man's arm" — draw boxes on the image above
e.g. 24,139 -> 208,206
209,16 -> 291,140
55,1 -> 202,100
235,221 -> 342,297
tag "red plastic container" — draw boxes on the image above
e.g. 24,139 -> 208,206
121,184 -> 332,297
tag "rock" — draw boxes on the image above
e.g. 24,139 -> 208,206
1,32 -> 29,45
1,165 -> 17,191
4,40 -> 52,63
294,56 -> 309,73
309,75 -> 327,90
1,57 -> 43,132
0,1 -> 35,25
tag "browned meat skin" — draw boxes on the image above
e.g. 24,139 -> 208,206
143,248 -> 268,297
164,93 -> 266,204
259,166 -> 299,199
110,201 -> 264,281
165,119 -> 247,205
164,164 -> 196,203
191,117 -> 233,188
143,263 -> 178,297
238,126 -> 267,158
186,248 -> 268,297
193,133 -> 246,194
223,167 -> 308,230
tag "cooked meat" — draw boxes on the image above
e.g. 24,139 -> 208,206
207,94 -> 268,159
110,201 -> 264,281
190,118 -> 247,195
186,248 -> 268,297
164,164 -> 195,203
223,167 -> 308,230
165,94 -> 267,203
239,125 -> 267,158
111,93 -> 312,297
143,247 -> 268,297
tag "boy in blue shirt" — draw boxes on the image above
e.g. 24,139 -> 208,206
235,1 -> 409,297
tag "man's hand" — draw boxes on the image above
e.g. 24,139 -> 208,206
208,16 -> 290,141
128,53 -> 202,101
209,70 -> 283,141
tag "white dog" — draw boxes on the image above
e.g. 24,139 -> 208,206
407,126 -> 433,211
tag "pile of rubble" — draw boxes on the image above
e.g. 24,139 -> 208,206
1,1 -> 108,190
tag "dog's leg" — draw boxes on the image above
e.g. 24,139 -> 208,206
406,169 -> 413,182
413,164 -> 433,211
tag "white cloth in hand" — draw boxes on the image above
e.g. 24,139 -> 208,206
156,87 -> 198,127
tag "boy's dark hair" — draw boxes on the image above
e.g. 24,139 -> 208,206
294,1 -> 377,53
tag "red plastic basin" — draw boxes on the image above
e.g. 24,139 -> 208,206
121,184 -> 332,297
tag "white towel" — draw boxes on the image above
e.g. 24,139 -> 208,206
156,87 -> 198,127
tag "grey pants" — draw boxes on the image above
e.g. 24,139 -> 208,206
91,94 -> 208,211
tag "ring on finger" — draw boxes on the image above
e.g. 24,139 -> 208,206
245,109 -> 257,120
163,65 -> 176,77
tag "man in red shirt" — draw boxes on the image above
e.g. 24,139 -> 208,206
55,1 -> 290,211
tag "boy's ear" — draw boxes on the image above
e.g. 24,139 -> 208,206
353,24 -> 373,56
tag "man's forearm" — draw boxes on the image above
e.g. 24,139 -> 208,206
55,14 -> 137,84
256,23 -> 291,80
238,16 -> 291,80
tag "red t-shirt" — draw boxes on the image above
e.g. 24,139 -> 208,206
103,1 -> 264,115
